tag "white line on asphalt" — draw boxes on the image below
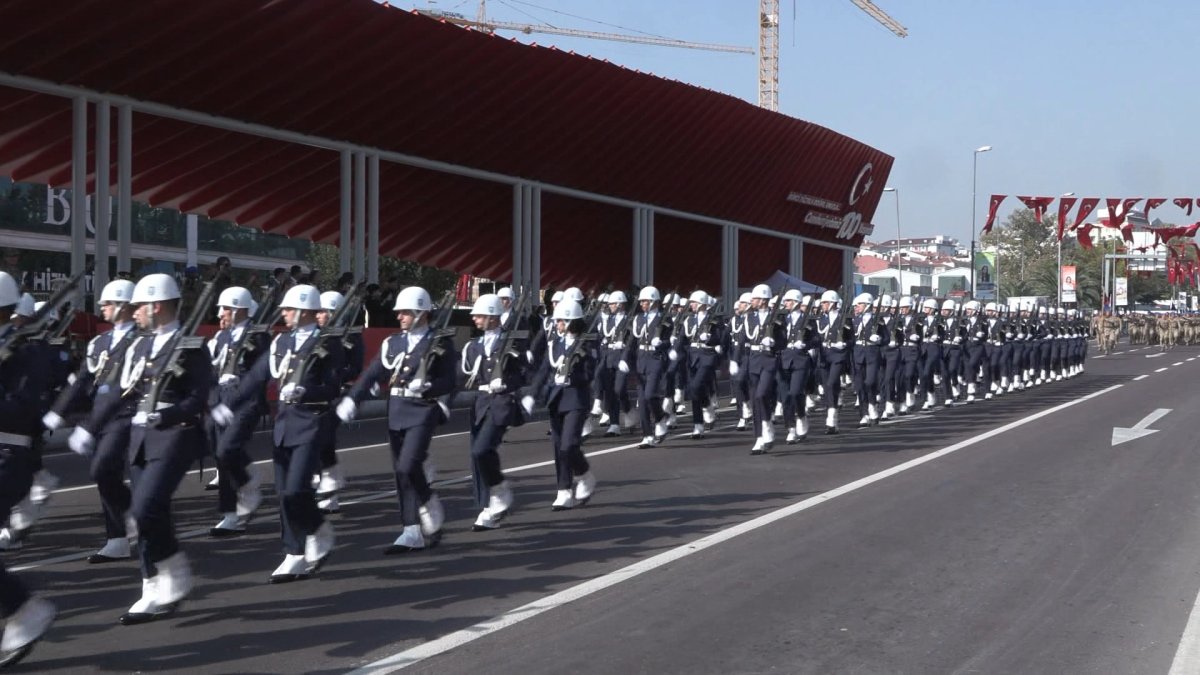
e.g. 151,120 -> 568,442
1114,351 -> 1126,354
1156,368 -> 1169,373
1134,375 -> 1149,381
1147,353 -> 1166,359
1094,355 -> 1106,359
347,383 -> 1126,674
1171,578 -> 1200,673
1190,358 -> 1197,362
1174,362 -> 1185,366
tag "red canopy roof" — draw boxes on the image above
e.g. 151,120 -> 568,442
0,0 -> 892,290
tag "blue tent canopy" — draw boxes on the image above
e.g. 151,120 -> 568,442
766,270 -> 825,295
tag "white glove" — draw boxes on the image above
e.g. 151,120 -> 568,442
42,411 -> 64,431
1005,332 -> 1014,340
553,373 -> 568,385
68,426 -> 95,456
868,334 -> 881,344
521,395 -> 535,416
219,373 -> 239,386
651,337 -> 662,348
953,336 -> 963,344
525,350 -> 535,364
211,403 -> 235,426
280,383 -> 306,403
909,333 -> 920,342
405,378 -> 431,395
668,349 -> 679,361
67,372 -> 77,386
761,337 -> 774,349
369,382 -> 380,397
618,360 -> 630,374
489,378 -> 505,394
336,397 -> 357,422
699,332 -> 710,342
132,411 -> 149,426
832,341 -> 846,350
728,360 -> 740,376
715,345 -> 723,355
976,331 -> 986,339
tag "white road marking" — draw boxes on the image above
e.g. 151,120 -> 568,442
1189,358 -> 1197,362
348,383 -> 1126,674
1134,375 -> 1149,381
1174,362 -> 1185,366
1094,355 -> 1106,359
1156,368 -> 1169,373
1147,353 -> 1166,359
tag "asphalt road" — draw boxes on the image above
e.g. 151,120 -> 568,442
8,343 -> 1200,674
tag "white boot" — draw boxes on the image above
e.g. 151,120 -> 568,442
0,596 -> 55,662
741,402 -> 752,418
552,489 -> 578,511
703,404 -> 716,425
206,469 -> 220,491
316,464 -> 342,495
806,394 -> 817,411
868,403 -> 879,423
489,481 -> 514,518
118,577 -> 167,624
967,383 -> 976,403
884,401 -> 896,418
797,417 -> 809,438
88,536 -> 132,563
923,393 -> 935,411
581,417 -> 595,438
28,470 -> 59,505
655,419 -> 669,439
574,472 -> 597,503
620,410 -> 635,429
385,525 -> 426,553
605,424 -> 621,437
761,420 -> 775,446
692,423 -> 705,438
598,412 -> 611,426
736,417 -> 747,430
305,521 -> 335,571
773,402 -> 783,420
318,494 -> 340,514
825,407 -> 838,434
639,435 -> 656,448
155,552 -> 193,607
419,495 -> 444,536
905,392 -> 916,409
473,508 -> 500,531
591,399 -> 603,416
270,554 -> 310,583
236,470 -> 263,520
786,428 -> 797,443
209,513 -> 245,538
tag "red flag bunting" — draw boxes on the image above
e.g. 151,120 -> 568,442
1104,198 -> 1126,227
1122,198 -> 1144,223
1073,198 -> 1099,230
1016,195 -> 1055,223
1145,198 -> 1166,215
983,195 -> 1006,234
1076,223 -> 1094,250
1056,196 -> 1077,241
1174,198 -> 1195,216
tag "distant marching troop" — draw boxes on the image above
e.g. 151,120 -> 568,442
0,268 -> 1093,668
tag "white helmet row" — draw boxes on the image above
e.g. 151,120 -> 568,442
608,290 -> 628,304
899,295 -> 914,309
553,299 -> 584,320
15,293 -> 35,318
750,284 -> 772,300
853,292 -> 873,306
99,279 -> 136,306
921,298 -> 939,311
218,286 -> 254,310
319,291 -> 344,313
820,290 -> 841,304
963,300 -> 982,312
471,293 -> 501,316
638,286 -> 661,302
0,272 -> 19,307
131,273 -> 181,304
280,284 -> 321,311
941,300 -> 956,312
563,287 -> 585,303
496,286 -> 513,299
782,289 -> 803,303
738,292 -> 752,305
394,286 -> 432,312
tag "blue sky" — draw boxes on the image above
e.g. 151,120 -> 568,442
396,0 -> 1200,243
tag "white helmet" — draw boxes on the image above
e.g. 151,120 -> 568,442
881,294 -> 895,308
496,286 -> 514,299
218,286 -> 254,310
801,294 -> 813,306
551,291 -> 564,303
820,290 -> 840,304
1055,307 -> 1065,316
941,300 -> 956,312
661,292 -> 676,306
921,298 -> 939,311
675,295 -> 687,307
963,300 -> 982,312
280,284 -> 321,311
99,279 -> 136,305
553,299 -> 584,320
393,286 -> 432,312
319,291 -> 344,313
1020,302 -> 1032,312
738,292 -> 753,305
899,295 -> 914,309
608,290 -> 628,304
1067,309 -> 1077,317
1038,306 -> 1048,315
638,286 -> 661,302
984,302 -> 998,312
15,293 -> 35,317
33,301 -> 59,321
563,287 -> 585,303
782,289 -> 803,303
853,293 -> 873,306
471,293 -> 501,316
751,284 -> 772,300
597,292 -> 609,304
131,273 -> 181,303
0,272 -> 19,307
689,290 -> 710,304
249,299 -> 259,317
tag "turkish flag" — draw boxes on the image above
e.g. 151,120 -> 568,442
1169,261 -> 1177,285
1017,196 -> 1055,224
1073,198 -> 1099,230
1145,198 -> 1167,215
1077,223 -> 1095,249
1153,222 -> 1200,243
1104,198 -> 1128,227
1174,198 -> 1194,216
1057,196 -> 1078,241
983,195 -> 1006,234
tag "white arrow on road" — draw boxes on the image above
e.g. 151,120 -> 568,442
1112,408 -> 1172,446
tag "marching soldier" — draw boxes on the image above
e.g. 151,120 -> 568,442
961,300 -> 986,402
816,290 -> 851,433
849,293 -> 883,426
596,291 -> 635,437
917,298 -> 949,409
314,290 -> 364,515
941,300 -> 964,401
897,296 -> 922,414
778,290 -> 818,442
206,286 -> 268,537
877,295 -> 903,418
744,284 -> 784,452
337,286 -> 455,553
71,273 -> 212,624
527,298 -> 597,509
727,292 -> 754,430
0,271 -> 56,666
631,286 -> 673,448
212,284 -> 338,581
678,291 -> 725,439
457,294 -> 523,531
43,279 -> 139,562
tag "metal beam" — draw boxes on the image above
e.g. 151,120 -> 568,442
71,95 -> 87,307
117,104 -> 132,274
368,153 -> 380,284
353,152 -> 366,281
339,150 -> 352,275
94,101 -> 111,299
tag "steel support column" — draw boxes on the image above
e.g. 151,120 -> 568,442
116,104 -> 132,275
512,184 -> 523,288
722,224 -> 738,304
339,150 -> 352,275
71,96 -> 87,306
842,248 -> 855,294
353,152 -> 366,281
530,185 -> 541,291
789,238 -> 803,280
94,101 -> 111,298
367,154 -> 380,284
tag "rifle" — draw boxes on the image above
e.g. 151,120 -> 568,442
559,290 -> 607,378
0,265 -> 91,364
752,287 -> 787,347
407,289 -> 458,388
467,286 -> 532,390
137,275 -> 222,415
46,303 -> 78,345
861,294 -> 885,344
640,287 -> 678,348
217,282 -> 288,379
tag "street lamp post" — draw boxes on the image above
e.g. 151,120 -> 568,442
1058,192 -> 1075,307
970,145 -> 992,298
884,186 -> 900,294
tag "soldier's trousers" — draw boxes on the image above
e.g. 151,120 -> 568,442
920,343 -> 949,401
851,346 -> 880,418
274,438 -> 324,555
548,407 -> 589,490
747,354 -> 779,432
964,344 -> 986,387
92,421 -> 133,539
636,356 -> 668,436
0,443 -> 34,616
899,346 -> 921,403
597,360 -> 631,422
215,408 -> 258,514
780,357 -> 814,428
880,347 -> 901,404
945,345 -> 964,387
129,435 -> 198,578
687,357 -> 718,424
469,409 -> 508,508
388,425 -> 435,529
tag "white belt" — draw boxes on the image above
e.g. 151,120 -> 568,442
607,341 -> 625,349
155,402 -> 173,411
0,432 -> 32,447
389,387 -> 423,399
749,345 -> 768,352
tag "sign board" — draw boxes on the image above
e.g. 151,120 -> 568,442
974,252 -> 997,300
1114,277 -> 1129,307
1061,265 -> 1077,303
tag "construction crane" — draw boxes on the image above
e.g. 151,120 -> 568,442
420,0 -> 755,54
759,0 -> 907,111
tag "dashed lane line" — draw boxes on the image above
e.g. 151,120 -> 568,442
1134,375 -> 1149,381
1156,368 -> 1169,373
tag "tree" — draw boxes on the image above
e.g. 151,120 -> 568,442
980,208 -> 1111,308
305,243 -> 457,297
